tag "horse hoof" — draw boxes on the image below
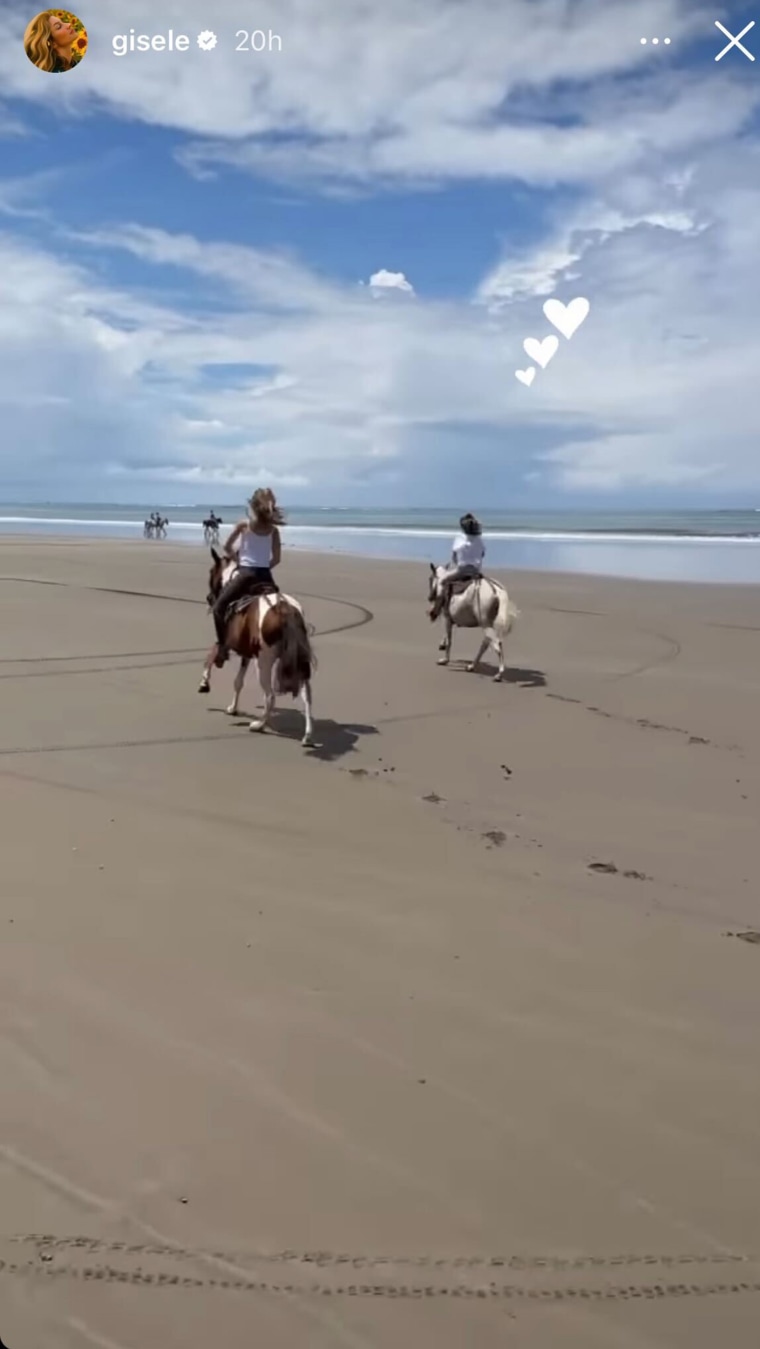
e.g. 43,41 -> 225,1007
302,735 -> 315,748
492,673 -> 503,683
466,663 -> 476,673
437,656 -> 449,666
249,719 -> 266,733
226,703 -> 238,716
197,680 -> 210,694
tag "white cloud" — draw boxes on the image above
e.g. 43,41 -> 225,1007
180,418 -> 235,433
542,434 -> 720,491
177,76 -> 758,191
369,269 -> 415,296
107,462 -> 309,488
477,200 -> 703,305
2,133 -> 760,501
2,0 -> 760,500
69,223 -> 340,313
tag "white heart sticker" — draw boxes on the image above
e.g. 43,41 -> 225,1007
515,367 -> 536,387
543,297 -> 590,340
523,335 -> 559,369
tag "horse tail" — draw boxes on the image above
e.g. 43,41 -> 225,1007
270,601 -> 315,696
494,582 -> 520,635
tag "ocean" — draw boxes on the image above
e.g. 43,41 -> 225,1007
1,505 -> 759,584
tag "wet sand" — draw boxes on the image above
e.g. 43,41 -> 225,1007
1,536 -> 759,1348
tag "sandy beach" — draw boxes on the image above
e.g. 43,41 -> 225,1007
1,536 -> 759,1348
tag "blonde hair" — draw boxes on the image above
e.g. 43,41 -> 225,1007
248,487 -> 285,528
24,11 -> 77,72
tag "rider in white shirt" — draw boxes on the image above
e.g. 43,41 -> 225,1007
437,513 -> 485,628
212,488 -> 283,664
443,513 -> 485,584
452,524 -> 484,570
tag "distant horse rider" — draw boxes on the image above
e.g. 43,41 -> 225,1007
203,510 -> 222,539
439,513 -> 486,621
212,488 -> 283,667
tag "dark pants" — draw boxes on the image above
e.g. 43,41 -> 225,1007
213,567 -> 277,646
443,564 -> 480,609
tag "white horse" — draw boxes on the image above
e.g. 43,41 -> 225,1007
198,552 -> 315,747
428,565 -> 519,681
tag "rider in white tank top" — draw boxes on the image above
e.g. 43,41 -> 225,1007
211,487 -> 283,663
238,528 -> 273,568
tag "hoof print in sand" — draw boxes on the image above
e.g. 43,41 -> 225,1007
726,930 -> 760,946
422,792 -> 444,804
482,830 -> 507,848
589,862 -> 650,881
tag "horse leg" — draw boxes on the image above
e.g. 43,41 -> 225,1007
301,679 -> 315,748
227,658 -> 249,715
249,647 -> 276,733
467,634 -> 489,674
487,627 -> 505,681
437,615 -> 453,665
494,625 -> 504,679
198,642 -> 217,694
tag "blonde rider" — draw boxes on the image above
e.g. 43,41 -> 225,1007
212,488 -> 283,666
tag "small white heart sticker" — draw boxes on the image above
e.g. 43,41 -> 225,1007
523,335 -> 559,369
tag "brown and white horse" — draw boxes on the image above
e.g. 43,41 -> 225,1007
198,550 -> 316,747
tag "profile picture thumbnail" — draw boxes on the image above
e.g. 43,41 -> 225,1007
24,9 -> 88,73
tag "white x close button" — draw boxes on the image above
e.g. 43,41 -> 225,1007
714,19 -> 756,60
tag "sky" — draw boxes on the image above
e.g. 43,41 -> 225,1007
1,0 -> 759,507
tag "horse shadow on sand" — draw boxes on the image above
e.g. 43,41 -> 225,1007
445,660 -> 547,689
208,706 -> 378,762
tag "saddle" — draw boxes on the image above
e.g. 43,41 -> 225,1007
447,571 -> 481,598
225,582 -> 279,622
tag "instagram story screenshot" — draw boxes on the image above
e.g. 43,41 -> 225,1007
1,3 -> 759,1347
